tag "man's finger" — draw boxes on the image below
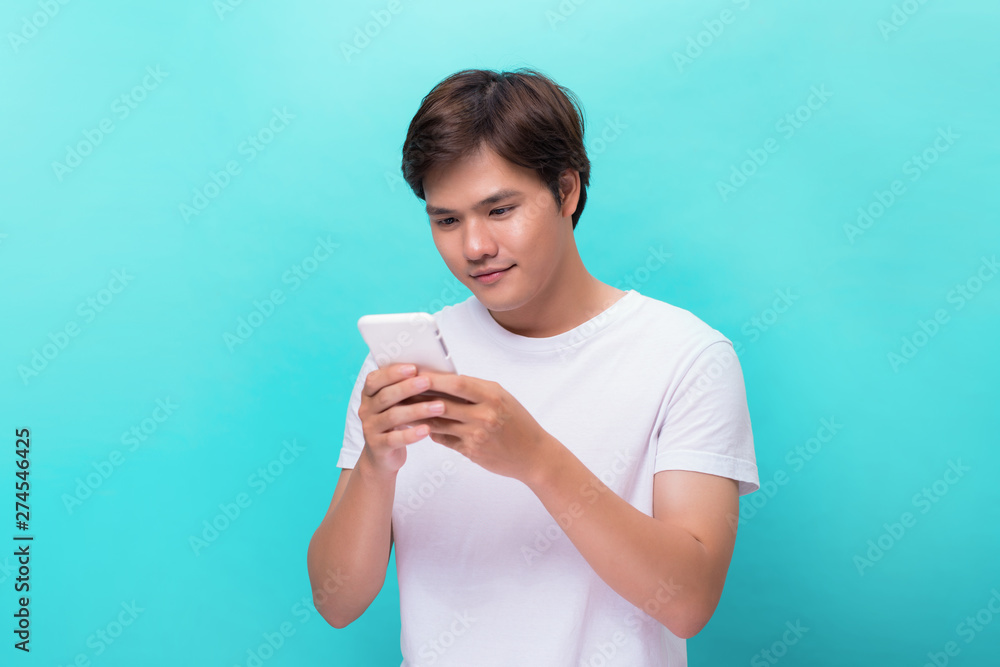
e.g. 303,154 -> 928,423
417,372 -> 481,404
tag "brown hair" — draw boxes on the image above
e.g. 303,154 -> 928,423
401,67 -> 591,230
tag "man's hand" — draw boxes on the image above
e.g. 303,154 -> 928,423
358,363 -> 452,476
403,371 -> 555,484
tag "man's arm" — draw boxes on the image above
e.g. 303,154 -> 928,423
308,360 -> 432,629
306,455 -> 397,629
525,440 -> 739,639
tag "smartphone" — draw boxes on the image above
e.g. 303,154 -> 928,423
357,312 -> 457,401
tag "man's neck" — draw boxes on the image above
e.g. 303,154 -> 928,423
487,276 -> 626,338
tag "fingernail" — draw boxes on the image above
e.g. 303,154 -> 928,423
403,365 -> 416,375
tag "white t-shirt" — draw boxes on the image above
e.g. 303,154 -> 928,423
337,288 -> 759,667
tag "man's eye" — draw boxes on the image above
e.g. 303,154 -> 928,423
435,207 -> 512,227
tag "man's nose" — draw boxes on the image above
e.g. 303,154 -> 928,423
463,218 -> 498,259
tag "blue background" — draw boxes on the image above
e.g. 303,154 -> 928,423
2,0 -> 998,665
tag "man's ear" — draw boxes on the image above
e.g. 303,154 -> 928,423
557,168 -> 580,218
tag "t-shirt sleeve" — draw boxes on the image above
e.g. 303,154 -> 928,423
653,339 -> 760,496
336,351 -> 380,470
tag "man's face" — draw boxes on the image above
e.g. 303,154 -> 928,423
422,145 -> 577,311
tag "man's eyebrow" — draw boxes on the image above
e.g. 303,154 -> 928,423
425,188 -> 523,216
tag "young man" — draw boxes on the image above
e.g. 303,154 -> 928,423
307,67 -> 759,666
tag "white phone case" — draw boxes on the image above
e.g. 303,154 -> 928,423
356,312 -> 457,374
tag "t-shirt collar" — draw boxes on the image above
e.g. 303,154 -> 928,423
467,289 -> 641,354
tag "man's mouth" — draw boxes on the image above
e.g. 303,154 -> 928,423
471,265 -> 513,283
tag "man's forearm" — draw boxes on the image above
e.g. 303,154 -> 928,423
307,450 -> 396,628
523,435 -> 713,638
